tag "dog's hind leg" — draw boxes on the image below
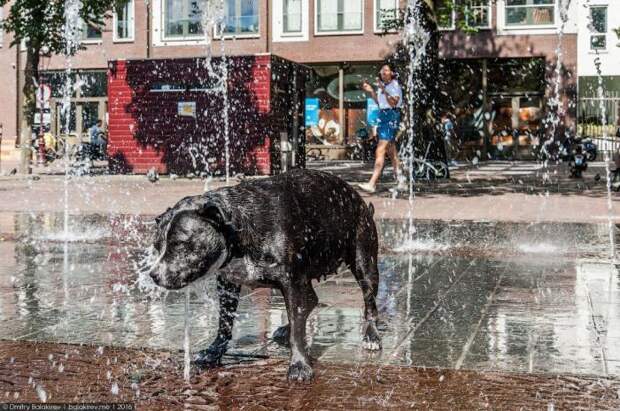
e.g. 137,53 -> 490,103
194,275 -> 241,368
281,278 -> 318,382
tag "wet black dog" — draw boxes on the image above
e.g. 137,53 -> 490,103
148,169 -> 381,381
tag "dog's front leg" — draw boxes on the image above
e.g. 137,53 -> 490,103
281,279 -> 318,382
194,274 -> 240,368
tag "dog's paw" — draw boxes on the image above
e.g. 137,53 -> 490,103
272,324 -> 290,346
193,343 -> 227,369
362,321 -> 382,351
287,361 -> 314,382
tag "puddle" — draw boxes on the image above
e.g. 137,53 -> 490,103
1,212 -> 619,378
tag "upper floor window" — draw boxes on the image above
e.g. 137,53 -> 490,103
82,22 -> 103,41
283,0 -> 302,33
590,6 -> 607,50
375,0 -> 398,32
317,0 -> 363,33
114,0 -> 135,41
164,0 -> 203,38
466,0 -> 491,28
223,0 -> 259,36
436,0 -> 455,30
505,0 -> 555,27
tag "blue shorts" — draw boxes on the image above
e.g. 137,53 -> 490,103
377,109 -> 401,141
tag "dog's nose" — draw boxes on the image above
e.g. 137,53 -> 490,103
149,271 -> 159,283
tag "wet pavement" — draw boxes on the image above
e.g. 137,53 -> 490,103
2,340 -> 620,410
1,212 -> 620,380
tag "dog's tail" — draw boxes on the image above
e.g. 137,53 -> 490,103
368,202 -> 375,218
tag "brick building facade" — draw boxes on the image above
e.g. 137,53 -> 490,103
0,0 -> 580,173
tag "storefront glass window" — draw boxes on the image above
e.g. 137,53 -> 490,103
41,71 -> 107,98
283,0 -> 302,33
505,0 -> 555,26
115,0 -> 134,41
317,0 -> 363,33
590,6 -> 607,50
164,0 -> 203,38
306,64 -> 379,146
223,0 -> 259,35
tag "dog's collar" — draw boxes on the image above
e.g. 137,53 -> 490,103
212,220 -> 241,270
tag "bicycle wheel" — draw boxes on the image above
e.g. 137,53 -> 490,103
432,162 -> 449,179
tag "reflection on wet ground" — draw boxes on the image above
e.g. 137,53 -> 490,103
0,212 -> 619,378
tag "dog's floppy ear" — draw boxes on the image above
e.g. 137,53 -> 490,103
199,202 -> 232,229
199,202 -> 242,263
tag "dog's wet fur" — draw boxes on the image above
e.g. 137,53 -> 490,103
149,169 -> 381,381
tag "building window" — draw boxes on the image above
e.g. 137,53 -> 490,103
436,0 -> 455,30
114,0 -> 134,41
82,22 -> 103,41
466,0 -> 491,28
317,0 -> 363,33
223,0 -> 259,35
375,0 -> 398,32
590,6 -> 607,50
283,0 -> 302,33
505,0 -> 555,27
164,0 -> 203,38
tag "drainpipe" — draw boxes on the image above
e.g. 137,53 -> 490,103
265,0 -> 270,53
145,0 -> 151,58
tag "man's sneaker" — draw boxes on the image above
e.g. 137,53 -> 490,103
396,179 -> 408,191
357,182 -> 376,193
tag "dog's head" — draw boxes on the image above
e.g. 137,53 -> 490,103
149,202 -> 234,290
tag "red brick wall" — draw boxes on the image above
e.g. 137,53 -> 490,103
107,55 -> 299,175
108,60 -> 165,174
249,55 -> 272,176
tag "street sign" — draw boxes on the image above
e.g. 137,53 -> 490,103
36,84 -> 52,109
178,101 -> 196,117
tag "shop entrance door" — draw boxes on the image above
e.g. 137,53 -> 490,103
51,98 -> 107,144
489,93 -> 543,159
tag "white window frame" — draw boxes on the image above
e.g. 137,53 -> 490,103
273,0 -> 309,42
465,0 -> 492,29
113,0 -> 135,42
161,0 -> 204,41
503,0 -> 556,30
215,0 -> 260,39
589,5 -> 607,51
282,0 -> 303,36
437,0 -> 456,31
374,0 -> 399,33
314,0 -> 364,36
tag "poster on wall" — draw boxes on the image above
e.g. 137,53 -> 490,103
305,98 -> 319,127
178,102 -> 197,117
367,98 -> 379,126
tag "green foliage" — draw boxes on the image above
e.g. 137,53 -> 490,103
0,0 -> 117,53
377,0 -> 493,35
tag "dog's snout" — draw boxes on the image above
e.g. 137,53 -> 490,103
149,271 -> 159,284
